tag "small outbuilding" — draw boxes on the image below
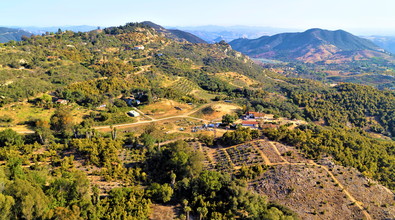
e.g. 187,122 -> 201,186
127,110 -> 140,117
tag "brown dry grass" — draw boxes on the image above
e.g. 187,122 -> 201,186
0,102 -> 90,129
214,72 -> 259,87
138,99 -> 194,118
191,103 -> 241,121
150,204 -> 177,220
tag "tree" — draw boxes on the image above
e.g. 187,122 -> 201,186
0,129 -> 24,147
183,199 -> 192,220
198,134 -> 214,147
221,127 -> 254,145
50,107 -> 74,137
5,179 -> 49,219
113,99 -> 127,107
35,120 -> 53,145
222,114 -> 236,125
140,133 -> 156,150
145,140 -> 204,183
255,104 -> 265,113
0,193 -> 15,220
146,183 -> 173,203
34,94 -> 53,108
98,187 -> 151,219
197,206 -> 208,220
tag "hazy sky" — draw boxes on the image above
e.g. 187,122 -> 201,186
2,0 -> 395,34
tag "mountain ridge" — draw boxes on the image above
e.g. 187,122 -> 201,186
0,27 -> 32,43
229,28 -> 390,63
142,21 -> 206,44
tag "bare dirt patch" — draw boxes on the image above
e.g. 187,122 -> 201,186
138,99 -> 194,118
214,72 -> 259,87
191,103 -> 241,121
150,204 -> 178,220
331,165 -> 395,219
274,143 -> 310,163
252,164 -> 365,219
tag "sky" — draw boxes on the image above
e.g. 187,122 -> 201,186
2,0 -> 395,35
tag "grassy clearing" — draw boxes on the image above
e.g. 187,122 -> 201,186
0,102 -> 91,130
138,99 -> 194,118
191,102 -> 241,121
0,102 -> 55,125
214,72 -> 259,88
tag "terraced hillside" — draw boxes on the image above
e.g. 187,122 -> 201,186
193,139 -> 395,220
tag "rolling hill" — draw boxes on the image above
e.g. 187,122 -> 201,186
0,27 -> 32,43
229,28 -> 391,63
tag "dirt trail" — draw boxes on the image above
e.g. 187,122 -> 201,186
268,142 -> 373,220
268,142 -> 290,164
14,102 -> 220,134
221,149 -> 235,168
252,143 -> 273,165
93,103 -> 217,131
316,163 -> 372,220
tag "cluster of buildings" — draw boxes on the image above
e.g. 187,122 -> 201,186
241,111 -> 265,128
191,123 -> 222,132
241,111 -> 277,129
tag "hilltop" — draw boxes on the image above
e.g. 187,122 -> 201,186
229,28 -> 392,63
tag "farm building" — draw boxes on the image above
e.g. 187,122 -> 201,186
242,121 -> 259,128
133,45 -> 145,50
55,99 -> 68,105
127,110 -> 140,117
246,111 -> 265,119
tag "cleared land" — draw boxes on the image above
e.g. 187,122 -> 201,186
194,139 -> 394,220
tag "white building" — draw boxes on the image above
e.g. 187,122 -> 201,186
127,110 -> 140,117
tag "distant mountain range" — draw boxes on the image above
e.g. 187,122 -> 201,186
229,28 -> 392,63
0,27 -> 32,43
142,21 -> 206,44
11,25 -> 98,35
364,36 -> 395,54
3,23 -> 395,59
167,25 -> 299,43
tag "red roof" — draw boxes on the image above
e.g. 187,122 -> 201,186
242,121 -> 259,125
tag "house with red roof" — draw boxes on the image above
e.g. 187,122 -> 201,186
246,111 -> 265,119
242,121 -> 259,128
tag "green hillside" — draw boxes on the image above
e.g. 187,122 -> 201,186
1,22 -> 395,219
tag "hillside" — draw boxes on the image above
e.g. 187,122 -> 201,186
1,22 -> 395,219
0,27 -> 32,43
229,28 -> 391,63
